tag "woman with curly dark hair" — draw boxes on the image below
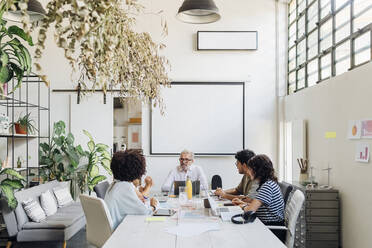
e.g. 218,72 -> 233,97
239,154 -> 284,225
104,150 -> 157,230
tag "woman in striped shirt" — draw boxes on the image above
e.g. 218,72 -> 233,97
240,154 -> 284,225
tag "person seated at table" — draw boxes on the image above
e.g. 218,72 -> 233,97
161,149 -> 208,192
239,154 -> 284,225
214,149 -> 259,201
105,150 -> 158,230
133,176 -> 153,203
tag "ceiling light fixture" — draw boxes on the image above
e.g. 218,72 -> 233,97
3,0 -> 46,23
176,0 -> 221,24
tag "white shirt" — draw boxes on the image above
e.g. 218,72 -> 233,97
104,181 -> 152,230
161,164 -> 208,192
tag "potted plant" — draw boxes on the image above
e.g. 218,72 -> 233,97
0,158 -> 25,209
39,121 -> 85,198
76,130 -> 112,195
12,113 -> 37,134
0,1 -> 34,95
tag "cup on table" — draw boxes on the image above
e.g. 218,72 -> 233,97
179,186 -> 187,205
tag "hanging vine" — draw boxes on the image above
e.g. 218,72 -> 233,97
23,0 -> 171,108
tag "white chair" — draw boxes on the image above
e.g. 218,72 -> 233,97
268,189 -> 305,248
80,194 -> 114,248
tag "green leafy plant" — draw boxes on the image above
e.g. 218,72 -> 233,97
39,121 -> 85,183
0,0 -> 33,94
0,167 -> 25,209
76,130 -> 112,195
12,112 -> 37,134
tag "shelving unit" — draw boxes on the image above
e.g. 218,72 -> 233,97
0,73 -> 50,186
290,182 -> 340,248
113,97 -> 142,152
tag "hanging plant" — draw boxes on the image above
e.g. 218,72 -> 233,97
0,0 -> 34,95
32,0 -> 170,108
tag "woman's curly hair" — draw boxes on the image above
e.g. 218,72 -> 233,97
247,154 -> 278,186
110,150 -> 146,182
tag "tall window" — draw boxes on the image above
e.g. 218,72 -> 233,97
288,0 -> 372,94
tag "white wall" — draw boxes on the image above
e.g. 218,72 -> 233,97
284,62 -> 372,248
32,0 -> 284,191
138,0 -> 282,190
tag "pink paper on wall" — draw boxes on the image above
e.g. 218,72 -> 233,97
132,132 -> 139,143
355,142 -> 370,163
361,120 -> 372,138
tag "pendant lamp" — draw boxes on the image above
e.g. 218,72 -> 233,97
177,0 -> 221,24
3,0 -> 46,23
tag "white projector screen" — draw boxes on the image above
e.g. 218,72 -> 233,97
150,82 -> 245,155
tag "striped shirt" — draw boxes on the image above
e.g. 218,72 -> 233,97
255,180 -> 284,224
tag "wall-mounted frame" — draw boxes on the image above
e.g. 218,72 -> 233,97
197,31 -> 258,51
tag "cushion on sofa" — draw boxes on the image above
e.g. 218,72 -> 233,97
40,190 -> 58,216
22,202 -> 84,230
22,198 -> 46,223
53,187 -> 73,208
14,180 -> 62,230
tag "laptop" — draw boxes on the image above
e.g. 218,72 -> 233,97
173,180 -> 200,195
205,194 -> 243,219
153,208 -> 175,216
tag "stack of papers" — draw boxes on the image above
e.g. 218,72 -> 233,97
220,206 -> 243,222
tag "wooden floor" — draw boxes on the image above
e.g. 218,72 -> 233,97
1,228 -> 92,248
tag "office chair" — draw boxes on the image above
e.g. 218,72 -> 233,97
94,181 -> 110,199
211,175 -> 222,190
267,189 -> 305,248
80,194 -> 113,247
278,182 -> 293,206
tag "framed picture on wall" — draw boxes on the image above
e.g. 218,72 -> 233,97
128,124 -> 141,149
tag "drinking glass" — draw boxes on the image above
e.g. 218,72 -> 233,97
179,186 -> 187,205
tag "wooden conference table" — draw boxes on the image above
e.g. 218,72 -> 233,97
103,196 -> 286,248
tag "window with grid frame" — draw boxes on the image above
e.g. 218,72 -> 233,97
287,0 -> 372,95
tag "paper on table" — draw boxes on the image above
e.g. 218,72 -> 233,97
146,217 -> 166,222
165,223 -> 220,237
220,210 -> 243,222
180,210 -> 206,219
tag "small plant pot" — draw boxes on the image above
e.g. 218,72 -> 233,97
14,123 -> 27,134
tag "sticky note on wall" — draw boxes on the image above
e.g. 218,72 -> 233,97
325,132 -> 337,139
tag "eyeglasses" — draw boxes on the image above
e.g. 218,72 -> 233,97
179,158 -> 192,162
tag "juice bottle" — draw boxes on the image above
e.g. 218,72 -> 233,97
186,176 -> 193,200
